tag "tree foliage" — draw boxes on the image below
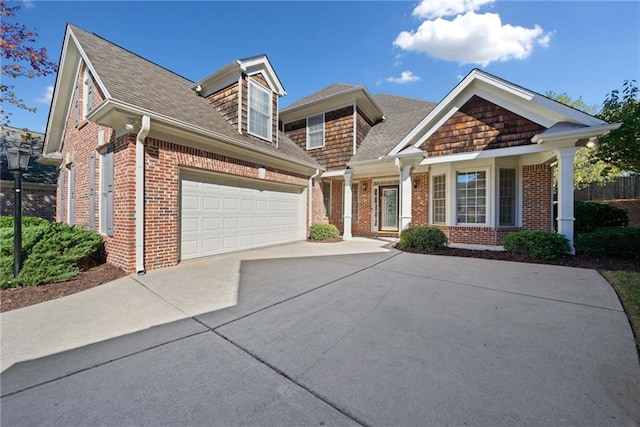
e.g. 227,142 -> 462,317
546,91 -> 622,189
595,80 -> 640,174
0,0 -> 58,125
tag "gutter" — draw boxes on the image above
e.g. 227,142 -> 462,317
136,115 -> 151,275
89,99 -> 321,171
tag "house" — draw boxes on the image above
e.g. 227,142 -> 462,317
1,126 -> 57,220
42,24 -> 619,274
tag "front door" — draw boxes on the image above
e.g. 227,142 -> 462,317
379,186 -> 398,231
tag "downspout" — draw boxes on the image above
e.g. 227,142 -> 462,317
136,115 -> 150,274
308,169 -> 321,235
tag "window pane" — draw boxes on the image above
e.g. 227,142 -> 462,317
433,174 -> 446,224
249,82 -> 271,139
456,171 -> 486,224
307,114 -> 324,149
323,182 -> 331,217
352,183 -> 359,223
499,169 -> 516,226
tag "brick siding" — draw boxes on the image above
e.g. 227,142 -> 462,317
420,96 -> 545,156
522,163 -> 552,231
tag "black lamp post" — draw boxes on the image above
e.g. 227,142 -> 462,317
6,145 -> 31,277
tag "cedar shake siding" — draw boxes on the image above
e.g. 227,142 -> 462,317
284,106 -> 355,170
210,73 -> 278,146
420,96 -> 545,156
205,83 -> 239,130
356,107 -> 373,151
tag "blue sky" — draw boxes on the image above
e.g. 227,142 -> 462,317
4,0 -> 639,132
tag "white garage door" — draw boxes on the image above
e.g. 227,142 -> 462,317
180,173 -> 306,260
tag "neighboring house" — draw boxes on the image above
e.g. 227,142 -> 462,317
42,24 -> 619,274
1,126 -> 57,220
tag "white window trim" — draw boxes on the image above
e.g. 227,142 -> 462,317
454,167 -> 491,226
430,173 -> 447,225
247,80 -> 272,141
306,113 -> 325,150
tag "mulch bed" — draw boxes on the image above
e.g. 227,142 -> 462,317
400,246 -> 640,273
1,264 -> 126,313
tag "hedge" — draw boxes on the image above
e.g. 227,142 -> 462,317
575,227 -> 640,259
398,226 -> 448,251
502,230 -> 571,260
309,223 -> 340,240
574,201 -> 628,234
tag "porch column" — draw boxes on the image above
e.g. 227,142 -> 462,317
343,170 -> 353,240
399,162 -> 413,231
555,147 -> 579,253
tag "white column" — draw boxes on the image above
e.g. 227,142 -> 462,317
399,163 -> 413,230
555,147 -> 579,253
343,170 -> 353,240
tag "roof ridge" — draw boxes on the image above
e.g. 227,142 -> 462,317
68,23 -> 194,84
374,92 -> 437,105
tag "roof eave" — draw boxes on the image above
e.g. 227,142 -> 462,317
91,99 -> 321,171
280,86 -> 384,124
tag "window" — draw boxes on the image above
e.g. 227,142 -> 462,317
352,183 -> 359,223
322,181 -> 331,217
499,168 -> 516,226
100,145 -> 114,236
456,171 -> 487,224
248,80 -> 272,140
83,70 -> 95,117
307,114 -> 324,149
432,174 -> 446,224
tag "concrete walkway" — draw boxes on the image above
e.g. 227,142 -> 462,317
2,238 -> 639,426
0,238 -> 393,371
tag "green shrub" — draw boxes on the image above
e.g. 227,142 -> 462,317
576,227 -> 640,259
309,223 -> 340,240
0,215 -> 50,228
0,223 -> 104,289
502,230 -> 571,260
574,201 -> 628,234
399,226 -> 448,251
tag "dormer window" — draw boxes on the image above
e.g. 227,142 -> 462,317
306,114 -> 324,149
248,80 -> 272,141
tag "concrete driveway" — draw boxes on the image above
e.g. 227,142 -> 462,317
2,239 -> 639,426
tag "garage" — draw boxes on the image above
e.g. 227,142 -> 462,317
180,172 -> 306,260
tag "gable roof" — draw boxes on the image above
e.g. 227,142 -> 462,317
1,126 -> 57,185
350,94 -> 436,162
192,54 -> 286,97
280,83 -> 385,124
388,68 -> 609,156
44,25 -> 319,170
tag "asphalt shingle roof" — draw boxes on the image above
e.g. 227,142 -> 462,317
281,83 -> 359,112
352,94 -> 437,162
70,25 -> 319,168
1,126 -> 57,185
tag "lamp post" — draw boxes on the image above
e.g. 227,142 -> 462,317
6,145 -> 31,277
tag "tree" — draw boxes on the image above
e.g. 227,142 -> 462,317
0,0 -> 58,125
594,80 -> 640,174
545,91 -> 622,189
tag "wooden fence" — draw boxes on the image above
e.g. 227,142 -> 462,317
575,176 -> 640,201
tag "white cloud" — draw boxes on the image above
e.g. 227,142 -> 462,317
412,0 -> 494,19
36,85 -> 54,104
394,12 -> 552,67
22,0 -> 34,8
386,70 -> 421,84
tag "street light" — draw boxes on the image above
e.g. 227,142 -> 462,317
6,145 -> 31,277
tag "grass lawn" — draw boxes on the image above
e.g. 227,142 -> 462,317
602,270 -> 640,351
